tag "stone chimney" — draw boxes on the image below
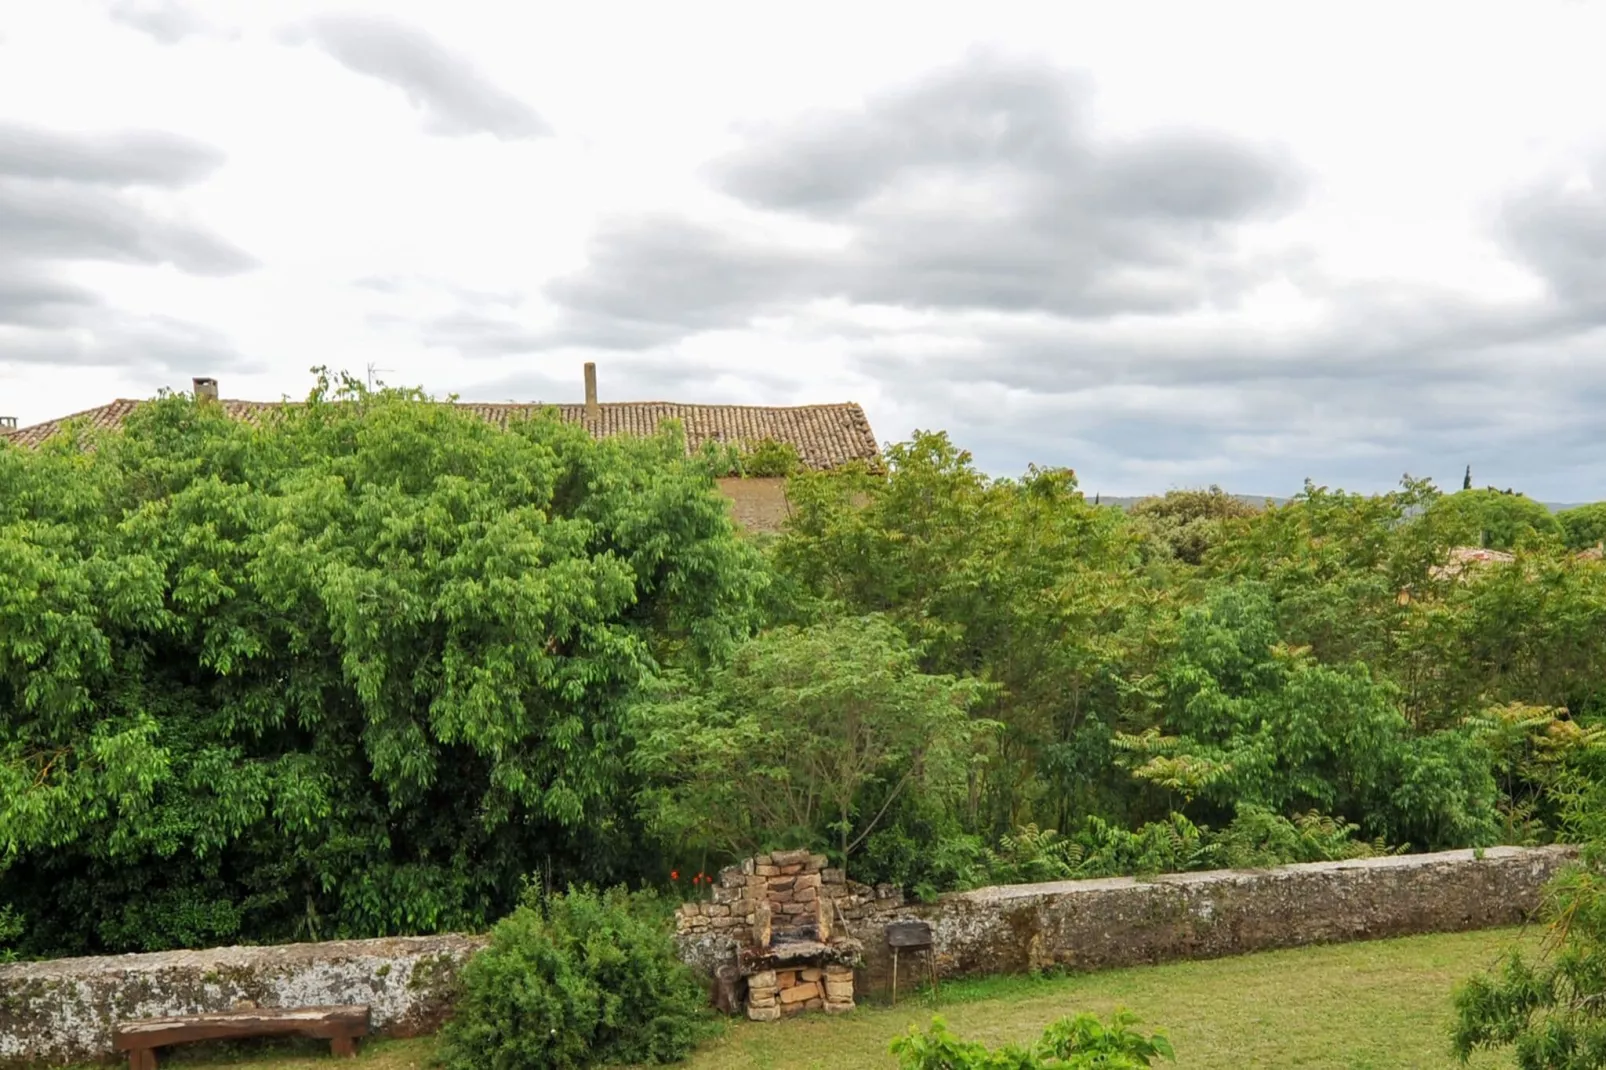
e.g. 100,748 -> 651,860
583,362 -> 599,421
193,377 -> 219,404
0,416 -> 16,430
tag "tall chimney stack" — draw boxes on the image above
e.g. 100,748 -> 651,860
193,377 -> 219,404
583,362 -> 599,420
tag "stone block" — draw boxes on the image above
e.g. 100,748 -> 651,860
767,876 -> 795,892
822,868 -> 846,884
770,849 -> 812,866
825,980 -> 854,999
769,891 -> 794,905
780,1001 -> 807,1017
780,863 -> 805,875
780,981 -> 819,1004
748,970 -> 777,989
748,993 -> 777,1009
824,999 -> 855,1014
755,864 -> 779,877
777,970 -> 797,987
707,904 -> 730,917
804,997 -> 824,1010
794,886 -> 818,903
809,854 -> 829,870
748,1005 -> 781,1022
800,967 -> 822,982
793,872 -> 822,890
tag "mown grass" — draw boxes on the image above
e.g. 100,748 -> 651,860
69,926 -> 1538,1069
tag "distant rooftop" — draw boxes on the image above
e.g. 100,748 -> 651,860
1,364 -> 881,471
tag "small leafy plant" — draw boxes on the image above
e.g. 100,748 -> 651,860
890,1010 -> 1175,1069
435,885 -> 714,1070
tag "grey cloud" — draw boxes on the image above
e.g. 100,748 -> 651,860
1498,158 -> 1606,310
0,122 -> 253,375
547,53 -> 1305,343
292,15 -> 550,139
107,0 -> 208,44
0,308 -> 254,372
713,54 -> 1096,214
0,180 -> 257,275
0,121 -> 225,187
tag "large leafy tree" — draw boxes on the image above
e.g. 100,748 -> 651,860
771,433 -> 1168,840
1428,488 -> 1561,551
0,373 -> 766,955
630,615 -> 990,876
1117,583 -> 1500,851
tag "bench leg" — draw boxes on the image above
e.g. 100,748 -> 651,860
330,1035 -> 358,1058
127,1049 -> 157,1070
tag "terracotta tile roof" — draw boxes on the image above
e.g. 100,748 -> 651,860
1,397 -> 880,470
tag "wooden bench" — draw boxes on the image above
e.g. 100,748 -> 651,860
113,1005 -> 370,1068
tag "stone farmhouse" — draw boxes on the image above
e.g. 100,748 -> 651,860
0,364 -> 881,533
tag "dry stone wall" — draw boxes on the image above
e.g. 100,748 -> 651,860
680,845 -> 1572,1001
849,846 -> 1573,992
0,933 -> 486,1067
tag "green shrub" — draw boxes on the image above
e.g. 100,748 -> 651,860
890,1011 -> 1175,1069
435,885 -> 713,1070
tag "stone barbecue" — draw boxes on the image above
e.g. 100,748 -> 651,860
674,849 -> 867,1020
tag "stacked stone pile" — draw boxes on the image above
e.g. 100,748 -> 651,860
744,963 -> 856,1020
674,849 -> 904,1020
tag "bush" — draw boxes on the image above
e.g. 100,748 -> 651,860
890,1012 -> 1175,1069
436,885 -> 713,1070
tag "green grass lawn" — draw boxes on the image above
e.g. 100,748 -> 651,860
72,926 -> 1539,1070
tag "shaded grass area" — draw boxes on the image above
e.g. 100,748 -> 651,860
67,927 -> 1537,1070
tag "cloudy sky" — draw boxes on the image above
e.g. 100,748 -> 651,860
4,1 -> 1606,499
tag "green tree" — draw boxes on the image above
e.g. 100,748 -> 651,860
1127,486 -> 1261,566
630,615 -> 990,875
1557,503 -> 1606,552
1115,583 -> 1499,850
1451,746 -> 1606,1068
0,372 -> 766,955
1428,488 -> 1561,551
771,433 -> 1166,842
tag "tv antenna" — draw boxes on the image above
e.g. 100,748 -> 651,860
365,362 -> 395,391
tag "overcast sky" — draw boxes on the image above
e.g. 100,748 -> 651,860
4,1 -> 1606,499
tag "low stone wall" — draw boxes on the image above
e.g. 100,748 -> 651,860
0,933 -> 487,1067
852,846 -> 1573,992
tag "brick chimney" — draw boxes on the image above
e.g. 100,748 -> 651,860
583,362 -> 599,421
0,416 -> 16,430
193,377 -> 219,404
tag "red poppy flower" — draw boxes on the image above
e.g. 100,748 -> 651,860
670,870 -> 679,880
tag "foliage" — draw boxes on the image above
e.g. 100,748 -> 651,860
1115,582 -> 1499,850
435,885 -> 712,1070
1450,746 -> 1606,1068
630,614 -> 992,875
1556,503 -> 1606,552
1126,486 -> 1260,566
0,373 -> 765,955
973,805 -> 1384,887
890,1011 -> 1174,1069
773,432 -> 1164,842
698,437 -> 802,479
1428,488 -> 1561,551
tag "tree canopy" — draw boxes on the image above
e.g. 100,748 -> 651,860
0,374 -> 765,955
